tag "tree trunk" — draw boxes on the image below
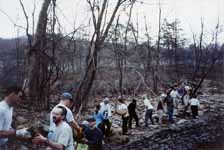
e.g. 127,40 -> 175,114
75,41 -> 98,110
153,3 -> 161,94
27,0 -> 52,109
74,0 -> 130,111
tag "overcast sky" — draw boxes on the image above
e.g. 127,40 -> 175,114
0,0 -> 223,43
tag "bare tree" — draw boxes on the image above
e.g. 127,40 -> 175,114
19,0 -> 33,48
75,0 -> 135,110
113,16 -> 125,97
191,19 -> 204,81
143,15 -> 152,80
153,1 -> 162,93
191,20 -> 223,95
23,0 -> 60,109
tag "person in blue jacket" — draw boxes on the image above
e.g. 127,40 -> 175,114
93,104 -> 106,134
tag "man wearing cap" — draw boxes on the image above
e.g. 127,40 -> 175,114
33,106 -> 74,150
99,97 -> 112,136
82,117 -> 103,150
49,92 -> 80,140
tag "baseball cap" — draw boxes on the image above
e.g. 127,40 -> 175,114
81,120 -> 89,126
61,92 -> 73,100
86,117 -> 96,122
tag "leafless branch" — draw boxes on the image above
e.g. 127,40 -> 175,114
86,0 -> 97,30
101,0 -> 128,43
19,0 -> 32,48
32,0 -> 37,36
0,9 -> 26,30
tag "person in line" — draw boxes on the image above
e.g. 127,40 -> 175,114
0,85 -> 31,150
178,83 -> 187,105
157,94 -> 165,125
143,95 -> 154,127
128,99 -> 139,128
49,92 -> 81,140
82,118 -> 103,150
116,98 -> 129,135
189,94 -> 200,119
170,86 -> 180,116
99,97 -> 112,137
164,89 -> 175,124
183,89 -> 191,115
93,104 -> 106,134
33,106 -> 74,150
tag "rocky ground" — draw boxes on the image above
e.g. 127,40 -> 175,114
5,80 -> 224,150
110,93 -> 224,150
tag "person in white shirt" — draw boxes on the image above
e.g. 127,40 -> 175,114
189,94 -> 200,119
170,87 -> 180,115
49,92 -> 80,141
33,106 -> 74,150
99,97 -> 112,136
0,85 -> 31,149
157,94 -> 166,125
100,98 -> 112,118
183,89 -> 190,114
143,95 -> 154,127
116,98 -> 129,135
170,89 -> 179,99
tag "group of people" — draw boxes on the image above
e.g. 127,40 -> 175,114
114,82 -> 201,136
0,82 -> 201,150
0,85 -> 107,150
162,84 -> 201,123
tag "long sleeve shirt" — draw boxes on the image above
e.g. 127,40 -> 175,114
93,112 -> 106,127
99,102 -> 112,118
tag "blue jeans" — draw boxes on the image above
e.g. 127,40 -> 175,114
167,107 -> 174,123
145,109 -> 154,127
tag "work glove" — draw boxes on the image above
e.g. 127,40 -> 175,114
16,128 -> 32,139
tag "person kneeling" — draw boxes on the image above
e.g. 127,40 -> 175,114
32,106 -> 74,150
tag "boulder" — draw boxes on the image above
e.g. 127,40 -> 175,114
177,119 -> 188,125
108,127 -> 129,144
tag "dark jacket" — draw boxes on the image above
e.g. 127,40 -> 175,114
128,102 -> 136,114
84,127 -> 103,150
157,101 -> 164,110
164,95 -> 174,109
